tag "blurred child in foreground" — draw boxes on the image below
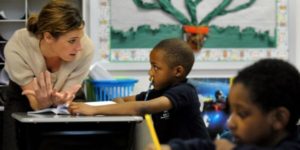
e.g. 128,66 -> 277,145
69,38 -> 210,143
147,58 -> 300,150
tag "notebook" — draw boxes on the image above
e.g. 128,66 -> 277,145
27,101 -> 116,115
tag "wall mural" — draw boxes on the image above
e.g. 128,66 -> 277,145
188,77 -> 231,139
93,0 -> 288,63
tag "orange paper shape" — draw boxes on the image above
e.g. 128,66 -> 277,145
183,25 -> 209,35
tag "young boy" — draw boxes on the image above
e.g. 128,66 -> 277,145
69,38 -> 210,143
150,58 -> 300,150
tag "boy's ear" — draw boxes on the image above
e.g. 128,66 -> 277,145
174,65 -> 185,78
271,107 -> 290,130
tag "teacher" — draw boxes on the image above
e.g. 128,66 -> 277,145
3,0 -> 94,149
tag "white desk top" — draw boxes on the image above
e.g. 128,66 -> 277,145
12,112 -> 143,123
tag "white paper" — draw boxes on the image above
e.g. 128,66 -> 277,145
27,101 -> 116,115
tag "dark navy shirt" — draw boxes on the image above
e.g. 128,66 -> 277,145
136,80 -> 210,143
169,133 -> 300,150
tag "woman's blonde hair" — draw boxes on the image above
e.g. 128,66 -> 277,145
27,0 -> 84,39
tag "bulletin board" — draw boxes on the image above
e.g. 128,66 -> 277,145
89,0 -> 289,69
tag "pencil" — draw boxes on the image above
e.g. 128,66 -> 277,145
144,77 -> 160,149
145,114 -> 161,150
144,77 -> 153,101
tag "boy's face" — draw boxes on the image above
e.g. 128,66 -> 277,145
227,83 -> 277,146
148,50 -> 177,90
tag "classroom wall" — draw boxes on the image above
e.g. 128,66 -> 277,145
295,0 -> 300,69
85,0 -> 300,149
105,0 -> 300,88
87,0 -> 300,80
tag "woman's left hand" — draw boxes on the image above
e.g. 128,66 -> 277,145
52,84 -> 82,105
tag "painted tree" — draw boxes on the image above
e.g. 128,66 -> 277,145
133,0 -> 256,52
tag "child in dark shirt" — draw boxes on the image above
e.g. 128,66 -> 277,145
149,58 -> 300,150
69,38 -> 210,143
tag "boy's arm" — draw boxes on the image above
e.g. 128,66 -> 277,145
69,96 -> 172,116
113,95 -> 136,103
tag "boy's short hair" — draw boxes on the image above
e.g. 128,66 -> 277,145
153,38 -> 194,76
233,58 -> 300,132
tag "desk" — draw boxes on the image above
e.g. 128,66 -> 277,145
12,113 -> 143,150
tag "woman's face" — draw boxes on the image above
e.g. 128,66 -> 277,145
51,28 -> 84,61
148,49 -> 176,90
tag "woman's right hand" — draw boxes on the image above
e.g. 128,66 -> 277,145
22,71 -> 54,109
35,71 -> 53,106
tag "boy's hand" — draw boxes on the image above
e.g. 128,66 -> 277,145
145,143 -> 171,150
214,139 -> 235,150
68,102 -> 95,116
113,97 -> 125,103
